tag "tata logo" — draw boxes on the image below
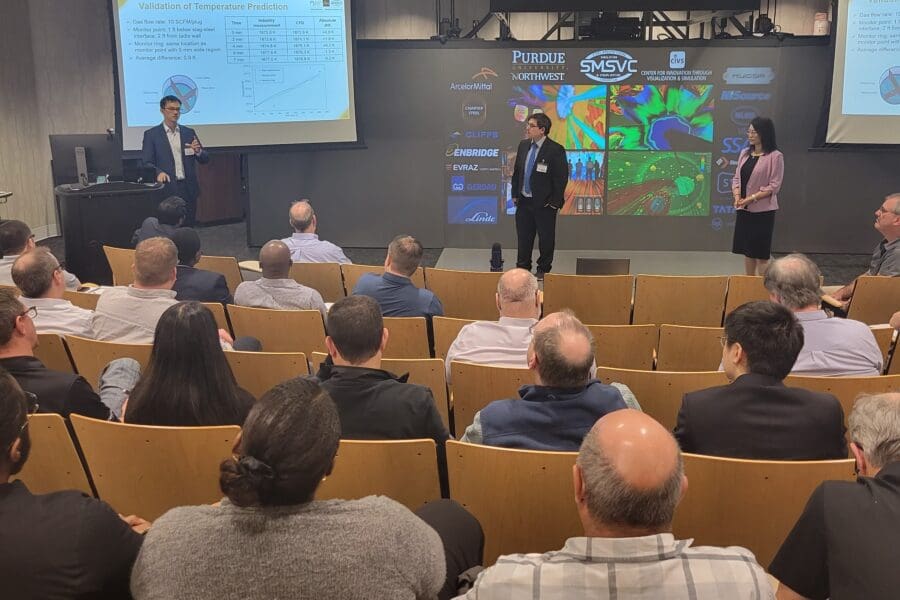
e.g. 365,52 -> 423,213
712,204 -> 736,215
465,130 -> 500,139
723,67 -> 775,85
730,106 -> 759,127
580,50 -> 637,83
512,51 -> 566,65
721,90 -> 772,101
465,212 -> 497,224
716,172 -> 734,194
669,50 -> 686,69
722,137 -> 747,154
451,176 -> 465,192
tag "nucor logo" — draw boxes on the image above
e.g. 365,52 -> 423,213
580,50 -> 637,83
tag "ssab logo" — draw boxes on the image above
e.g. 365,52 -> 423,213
580,50 -> 637,83
722,137 -> 747,154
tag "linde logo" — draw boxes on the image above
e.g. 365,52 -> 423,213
580,50 -> 637,83
453,148 -> 499,157
512,51 -> 566,64
465,212 -> 497,224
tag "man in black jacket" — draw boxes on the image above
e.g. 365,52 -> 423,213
170,227 -> 232,304
314,295 -> 451,492
674,301 -> 847,460
510,112 -> 568,278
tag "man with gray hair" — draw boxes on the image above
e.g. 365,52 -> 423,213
444,268 -> 540,381
770,392 -> 900,599
459,409 -> 773,598
281,199 -> 351,264
765,253 -> 882,376
12,248 -> 94,337
461,311 -> 626,449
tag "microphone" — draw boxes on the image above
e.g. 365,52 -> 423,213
490,242 -> 504,272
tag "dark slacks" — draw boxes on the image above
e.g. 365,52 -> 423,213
173,179 -> 197,226
415,499 -> 484,600
515,197 -> 558,273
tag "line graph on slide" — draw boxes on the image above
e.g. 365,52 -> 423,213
245,65 -> 327,115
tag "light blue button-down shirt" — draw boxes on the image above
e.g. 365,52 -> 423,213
281,233 -> 352,264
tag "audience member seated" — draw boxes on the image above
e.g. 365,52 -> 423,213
353,234 -> 443,319
92,237 -> 179,343
132,195 -> 186,246
458,409 -> 772,599
281,199 -> 352,264
0,220 -> 80,289
12,247 -> 93,337
766,253 -> 882,376
830,192 -> 900,307
445,268 -> 540,381
675,301 -> 846,460
234,240 -> 326,315
892,310 -> 900,331
0,289 -> 109,419
120,302 -> 254,426
461,311 -> 627,450
130,377 -> 483,600
314,295 -> 451,489
770,392 -> 900,600
0,370 -> 146,598
170,228 -> 232,304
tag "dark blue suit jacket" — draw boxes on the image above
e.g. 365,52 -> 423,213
173,265 -> 232,304
141,123 -> 209,203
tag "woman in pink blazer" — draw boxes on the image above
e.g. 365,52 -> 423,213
731,117 -> 784,275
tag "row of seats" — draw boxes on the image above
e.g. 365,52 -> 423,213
15,414 -> 856,568
102,245 -> 900,326
34,333 -> 900,436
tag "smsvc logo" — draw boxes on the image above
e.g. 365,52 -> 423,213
580,50 -> 637,83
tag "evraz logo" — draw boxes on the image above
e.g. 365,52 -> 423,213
580,50 -> 637,83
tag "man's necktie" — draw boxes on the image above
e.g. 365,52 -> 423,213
523,142 -> 538,196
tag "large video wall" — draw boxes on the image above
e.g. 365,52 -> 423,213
441,46 -> 779,236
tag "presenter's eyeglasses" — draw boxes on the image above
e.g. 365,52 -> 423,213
163,106 -> 182,113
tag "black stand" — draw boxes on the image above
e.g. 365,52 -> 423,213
55,182 -> 167,285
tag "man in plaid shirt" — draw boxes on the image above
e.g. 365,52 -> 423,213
455,409 -> 773,599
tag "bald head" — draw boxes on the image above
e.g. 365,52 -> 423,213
12,248 -> 61,299
289,200 -> 315,233
260,240 -> 292,279
529,311 -> 594,388
496,269 -> 540,318
576,410 -> 684,533
763,253 -> 822,310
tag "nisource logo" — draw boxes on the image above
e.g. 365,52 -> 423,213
580,50 -> 637,83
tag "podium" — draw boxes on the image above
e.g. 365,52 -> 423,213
55,182 -> 167,285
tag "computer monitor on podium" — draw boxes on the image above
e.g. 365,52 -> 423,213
49,134 -> 124,186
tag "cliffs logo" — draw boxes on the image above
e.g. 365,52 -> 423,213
580,50 -> 637,83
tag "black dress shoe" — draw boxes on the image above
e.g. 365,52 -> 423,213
536,270 -> 545,281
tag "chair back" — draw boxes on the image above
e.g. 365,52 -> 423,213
200,302 -> 232,336
673,454 -> 856,567
450,362 -> 531,435
317,439 -> 441,511
432,316 -> 475,360
63,290 -> 100,311
224,351 -> 309,398
382,357 -> 450,432
13,414 -> 93,496
341,264 -> 425,295
64,335 -> 152,388
383,316 -> 430,358
632,275 -> 728,326
596,367 -> 728,431
784,374 -> 900,424
724,275 -> 769,318
870,326 -> 895,372
656,325 -> 725,371
70,415 -> 240,520
424,268 -> 503,321
289,262 -> 345,303
102,246 -> 135,286
543,274 -> 634,324
587,324 -> 657,370
195,255 -> 243,296
847,276 -> 900,325
446,441 -> 581,566
35,333 -> 75,373
226,305 -> 326,355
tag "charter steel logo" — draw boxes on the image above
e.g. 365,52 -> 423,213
580,50 -> 637,83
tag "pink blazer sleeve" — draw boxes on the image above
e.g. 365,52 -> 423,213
757,151 -> 784,195
731,148 -> 748,195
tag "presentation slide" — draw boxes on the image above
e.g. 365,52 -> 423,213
111,0 -> 357,151
827,0 -> 900,143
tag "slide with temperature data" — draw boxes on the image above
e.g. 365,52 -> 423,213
112,0 -> 357,150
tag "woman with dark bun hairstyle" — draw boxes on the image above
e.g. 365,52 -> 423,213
130,377 -> 483,600
731,116 -> 784,275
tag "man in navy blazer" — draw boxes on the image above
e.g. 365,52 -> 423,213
170,228 -> 232,304
141,95 -> 210,226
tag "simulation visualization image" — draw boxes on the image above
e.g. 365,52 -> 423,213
606,152 -> 710,216
608,85 -> 714,151
510,84 -> 607,149
562,150 -> 605,215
